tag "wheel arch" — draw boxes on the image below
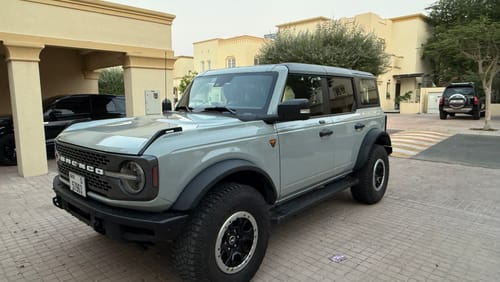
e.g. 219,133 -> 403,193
171,159 -> 277,211
354,128 -> 392,170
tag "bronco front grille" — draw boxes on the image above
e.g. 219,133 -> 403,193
56,143 -> 113,196
56,143 -> 110,167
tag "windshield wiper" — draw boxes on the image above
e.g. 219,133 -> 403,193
201,106 -> 237,115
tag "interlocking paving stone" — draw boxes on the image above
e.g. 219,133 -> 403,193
1,158 -> 499,281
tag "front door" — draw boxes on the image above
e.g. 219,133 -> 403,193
276,74 -> 334,198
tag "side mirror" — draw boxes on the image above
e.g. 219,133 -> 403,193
48,109 -> 62,120
162,99 -> 172,112
277,98 -> 310,121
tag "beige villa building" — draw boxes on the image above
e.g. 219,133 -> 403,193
193,35 -> 268,73
1,0 -> 176,176
276,13 -> 500,115
277,13 -> 432,112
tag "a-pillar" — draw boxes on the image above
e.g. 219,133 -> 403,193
4,41 -> 47,177
123,53 -> 175,117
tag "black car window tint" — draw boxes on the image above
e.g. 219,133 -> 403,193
54,96 -> 90,115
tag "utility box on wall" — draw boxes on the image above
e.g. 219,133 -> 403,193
145,90 -> 161,115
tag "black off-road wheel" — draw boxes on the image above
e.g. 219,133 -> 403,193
439,111 -> 447,120
0,134 -> 17,166
351,145 -> 389,204
473,109 -> 480,120
174,182 -> 270,282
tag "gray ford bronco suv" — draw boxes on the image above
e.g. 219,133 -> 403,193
52,63 -> 392,281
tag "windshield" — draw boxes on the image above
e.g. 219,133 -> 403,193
42,96 -> 61,112
177,72 -> 277,115
443,86 -> 474,98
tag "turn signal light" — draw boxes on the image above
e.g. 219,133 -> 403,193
439,97 -> 444,105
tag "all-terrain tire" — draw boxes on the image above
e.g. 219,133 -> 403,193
351,145 -> 389,204
174,182 -> 270,282
439,111 -> 447,120
473,109 -> 480,120
0,134 -> 17,165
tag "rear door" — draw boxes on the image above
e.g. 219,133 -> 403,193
325,76 -> 361,174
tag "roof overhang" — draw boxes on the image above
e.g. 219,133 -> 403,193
393,73 -> 424,79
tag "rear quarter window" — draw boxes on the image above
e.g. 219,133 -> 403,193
358,78 -> 380,106
443,86 -> 474,97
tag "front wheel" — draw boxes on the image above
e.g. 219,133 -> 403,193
0,134 -> 17,165
351,145 -> 389,204
174,183 -> 270,282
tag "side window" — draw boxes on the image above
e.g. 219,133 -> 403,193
284,74 -> 325,116
92,96 -> 124,114
111,97 -> 126,113
54,96 -> 90,115
328,77 -> 355,114
359,78 -> 380,106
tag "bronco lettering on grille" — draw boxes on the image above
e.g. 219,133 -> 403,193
58,155 -> 104,175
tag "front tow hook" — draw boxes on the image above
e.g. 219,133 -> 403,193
53,196 -> 62,209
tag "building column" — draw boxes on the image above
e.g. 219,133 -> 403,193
123,54 -> 175,117
4,41 -> 47,177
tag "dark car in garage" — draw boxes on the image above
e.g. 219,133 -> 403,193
0,94 -> 125,165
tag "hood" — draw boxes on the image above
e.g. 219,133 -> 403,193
56,112 -> 241,155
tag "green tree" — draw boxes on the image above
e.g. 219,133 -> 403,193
179,71 -> 198,94
98,68 -> 124,95
424,0 -> 500,130
258,20 -> 389,76
424,0 -> 500,86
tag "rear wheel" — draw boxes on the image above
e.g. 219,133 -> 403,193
0,134 -> 17,165
351,145 -> 389,204
473,109 -> 480,120
439,111 -> 447,120
174,182 -> 270,282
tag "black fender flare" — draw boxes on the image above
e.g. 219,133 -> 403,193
354,128 -> 392,170
171,159 -> 277,211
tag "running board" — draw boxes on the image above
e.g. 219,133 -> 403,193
270,176 -> 358,223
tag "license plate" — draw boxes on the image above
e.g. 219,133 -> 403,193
69,171 -> 86,197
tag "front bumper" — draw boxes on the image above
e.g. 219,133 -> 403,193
52,176 -> 188,242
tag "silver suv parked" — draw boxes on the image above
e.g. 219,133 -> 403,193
52,63 -> 392,281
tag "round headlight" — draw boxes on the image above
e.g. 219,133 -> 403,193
119,161 -> 145,194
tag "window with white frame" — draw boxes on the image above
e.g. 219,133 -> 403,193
201,61 -> 205,72
207,60 -> 211,70
226,57 -> 236,68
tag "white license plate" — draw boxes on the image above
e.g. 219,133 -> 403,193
69,171 -> 86,197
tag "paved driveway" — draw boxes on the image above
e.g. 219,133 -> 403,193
1,114 -> 500,281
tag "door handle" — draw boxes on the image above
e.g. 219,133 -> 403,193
355,123 -> 365,130
319,129 -> 333,137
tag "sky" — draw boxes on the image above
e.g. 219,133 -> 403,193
107,0 -> 436,56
